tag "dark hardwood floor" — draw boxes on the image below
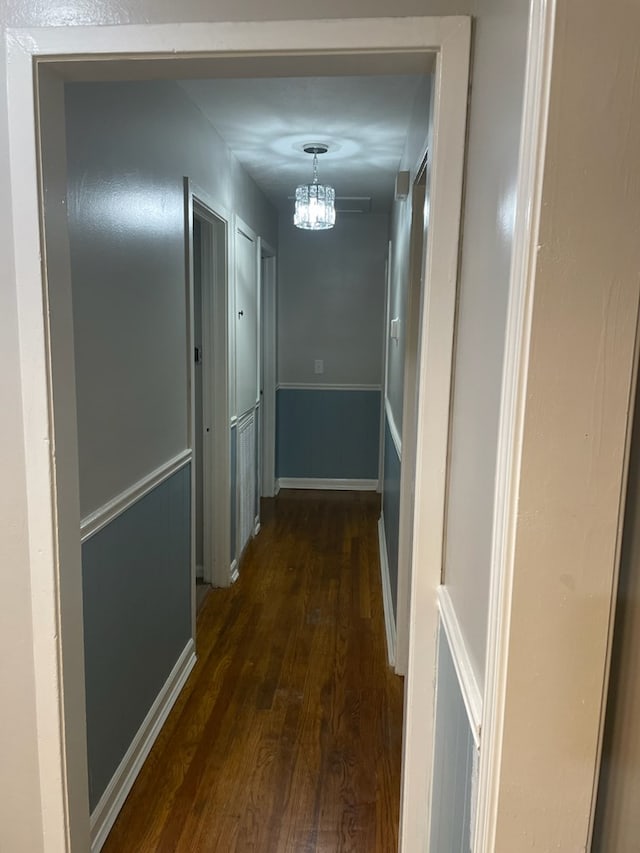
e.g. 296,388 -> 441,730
103,489 -> 404,852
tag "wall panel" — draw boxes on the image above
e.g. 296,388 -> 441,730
82,466 -> 191,810
276,387 -> 380,481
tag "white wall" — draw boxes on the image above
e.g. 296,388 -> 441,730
278,214 -> 389,386
65,80 -> 276,517
0,39 -> 42,848
442,0 -> 531,687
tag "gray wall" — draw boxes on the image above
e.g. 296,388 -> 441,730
386,75 -> 432,433
430,622 -> 475,853
278,214 -> 388,386
277,213 -> 388,481
82,466 -> 191,810
443,0 -> 531,687
66,80 -> 277,518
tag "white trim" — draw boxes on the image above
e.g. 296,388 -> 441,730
237,407 -> 256,429
8,17 -> 471,59
230,559 -> 239,584
80,450 -> 192,543
254,519 -> 261,536
259,243 -> 277,498
378,515 -> 397,667
400,20 -> 471,852
277,382 -> 381,391
474,1 -> 556,849
233,213 -> 259,426
277,478 -> 379,491
187,183 -> 232,590
437,586 -> 482,745
395,154 -> 428,680
230,415 -> 238,427
384,395 -> 403,459
89,640 -> 196,853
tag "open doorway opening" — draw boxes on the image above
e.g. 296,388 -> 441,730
186,187 -> 232,603
20,20 -> 470,851
190,201 -> 230,612
193,215 -> 206,597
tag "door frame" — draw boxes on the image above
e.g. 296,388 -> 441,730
185,181 -> 232,595
473,0 -> 557,847
233,214 -> 260,562
259,240 -> 277,499
8,17 -> 471,850
395,153 -> 428,678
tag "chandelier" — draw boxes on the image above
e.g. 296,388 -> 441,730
293,144 -> 336,231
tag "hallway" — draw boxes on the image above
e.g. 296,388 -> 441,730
103,490 -> 404,852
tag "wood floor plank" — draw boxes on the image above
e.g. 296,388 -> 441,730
102,490 -> 403,852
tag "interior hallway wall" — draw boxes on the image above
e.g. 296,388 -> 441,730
443,0 -> 530,687
67,80 -> 276,518
65,79 -> 276,812
380,75 -> 431,628
276,213 -> 388,483
385,75 -> 432,438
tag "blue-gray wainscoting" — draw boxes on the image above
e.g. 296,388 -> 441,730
382,419 -> 401,619
276,387 -> 380,480
430,621 -> 475,852
82,464 -> 191,811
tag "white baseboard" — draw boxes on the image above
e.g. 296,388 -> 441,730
254,518 -> 261,536
437,585 -> 482,745
90,639 -> 196,852
277,382 -> 381,391
378,515 -> 397,667
230,559 -> 239,583
277,477 -> 379,491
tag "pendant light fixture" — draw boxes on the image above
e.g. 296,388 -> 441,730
293,144 -> 336,231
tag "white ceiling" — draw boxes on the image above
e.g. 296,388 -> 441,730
178,75 -> 427,213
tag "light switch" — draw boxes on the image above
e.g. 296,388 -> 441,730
314,359 -> 324,375
390,318 -> 400,341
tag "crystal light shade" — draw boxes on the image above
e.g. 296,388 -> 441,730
293,149 -> 336,231
294,183 -> 336,230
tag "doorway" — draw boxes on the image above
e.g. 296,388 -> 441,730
260,243 -> 277,499
395,156 -> 428,677
187,185 -> 232,598
15,19 -> 470,851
